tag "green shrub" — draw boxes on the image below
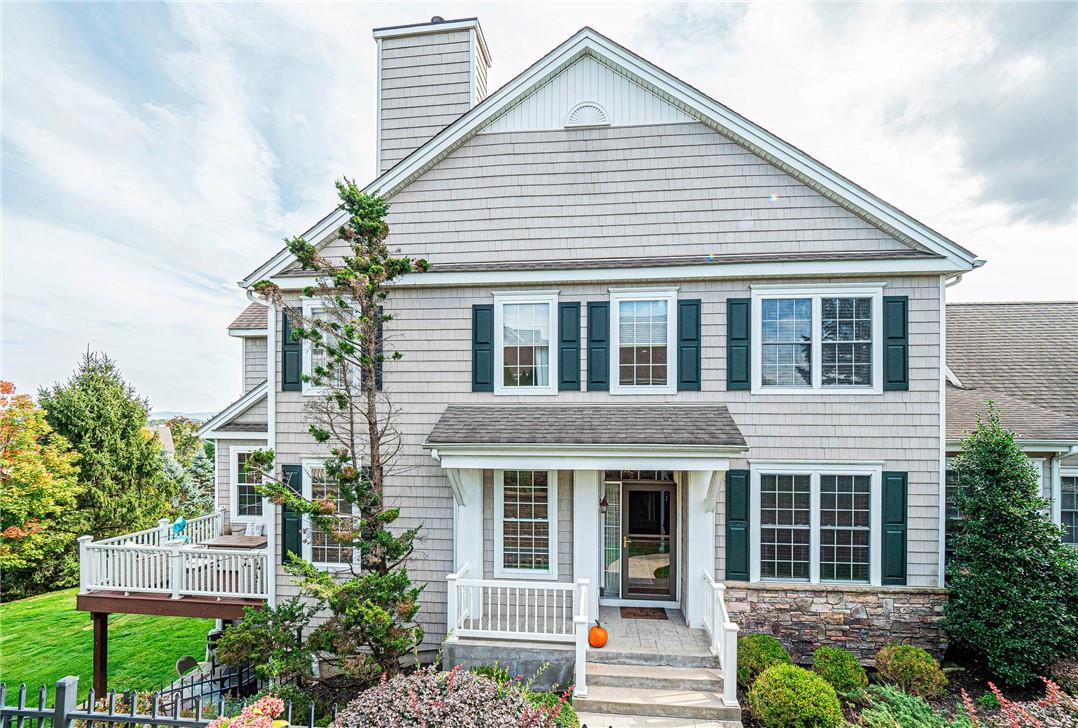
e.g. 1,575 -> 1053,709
526,690 -> 578,727
737,633 -> 792,687
975,691 -> 1001,710
875,644 -> 948,698
861,685 -> 973,728
747,664 -> 843,728
810,645 -> 867,695
470,662 -> 511,686
1048,656 -> 1078,695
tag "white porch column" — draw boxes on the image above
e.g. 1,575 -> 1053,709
684,470 -> 720,628
573,470 -> 601,624
450,468 -> 483,577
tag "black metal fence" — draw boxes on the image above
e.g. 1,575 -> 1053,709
155,660 -> 259,715
0,677 -> 331,728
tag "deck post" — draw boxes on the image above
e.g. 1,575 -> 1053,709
77,535 -> 93,593
170,545 -> 183,599
216,506 -> 226,538
91,612 -> 108,697
158,517 -> 171,544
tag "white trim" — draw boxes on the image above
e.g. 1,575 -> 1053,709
938,276 -> 947,587
609,288 -> 678,395
265,302 -> 277,607
268,256 -> 966,292
431,444 -> 735,472
203,431 -> 269,440
301,458 -> 360,572
493,469 -> 559,580
375,36 -> 383,177
241,28 -> 976,289
599,598 -> 682,609
228,328 -> 268,338
493,291 -> 559,396
944,365 -> 964,389
946,439 -> 1078,453
197,382 -> 269,437
468,30 -> 476,107
229,446 -> 263,524
749,461 -> 883,587
750,283 -> 884,395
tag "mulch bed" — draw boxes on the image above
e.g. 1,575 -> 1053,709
618,607 -> 668,620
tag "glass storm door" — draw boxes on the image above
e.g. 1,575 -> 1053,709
621,483 -> 676,600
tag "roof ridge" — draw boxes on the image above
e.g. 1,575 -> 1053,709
948,300 -> 1078,306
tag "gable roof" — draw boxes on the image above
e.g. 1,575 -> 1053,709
242,26 -> 978,288
946,302 -> 1078,443
196,381 -> 269,439
228,303 -> 268,331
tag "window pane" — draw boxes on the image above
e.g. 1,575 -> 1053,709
618,300 -> 668,386
759,474 -> 810,579
821,297 -> 872,386
502,303 -> 550,388
761,298 -> 812,386
1062,476 -> 1078,545
820,474 -> 870,582
235,453 -> 263,517
502,470 -> 552,571
310,467 -> 354,566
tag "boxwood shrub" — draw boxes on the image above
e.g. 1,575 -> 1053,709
747,664 -> 844,728
811,645 -> 868,695
737,633 -> 792,688
875,644 -> 948,698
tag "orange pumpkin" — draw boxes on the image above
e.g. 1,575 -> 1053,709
588,620 -> 608,648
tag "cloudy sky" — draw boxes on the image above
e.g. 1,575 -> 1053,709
3,2 -> 1075,414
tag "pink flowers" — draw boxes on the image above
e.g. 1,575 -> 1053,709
961,678 -> 1078,728
207,696 -> 286,728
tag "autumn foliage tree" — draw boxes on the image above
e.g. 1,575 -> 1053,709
0,381 -> 82,597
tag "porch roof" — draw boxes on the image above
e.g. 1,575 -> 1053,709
424,404 -> 747,449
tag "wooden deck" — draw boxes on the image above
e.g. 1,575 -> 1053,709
76,590 -> 265,620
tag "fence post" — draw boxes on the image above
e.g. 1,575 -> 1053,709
158,517 -> 171,545
78,536 -> 94,593
573,578 -> 589,698
53,676 -> 78,728
170,546 -> 183,599
723,622 -> 740,706
216,507 -> 226,538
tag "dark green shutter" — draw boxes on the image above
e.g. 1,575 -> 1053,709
726,469 -> 750,581
471,304 -> 494,392
375,306 -> 384,391
587,302 -> 609,391
883,296 -> 909,391
280,464 -> 303,565
882,471 -> 908,585
558,302 -> 581,391
726,298 -> 751,391
677,299 -> 702,391
281,311 -> 302,392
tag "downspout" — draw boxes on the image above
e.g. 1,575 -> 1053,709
247,289 -> 277,607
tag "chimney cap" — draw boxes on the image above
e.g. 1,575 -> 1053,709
372,17 -> 491,66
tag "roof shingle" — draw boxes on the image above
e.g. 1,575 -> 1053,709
228,303 -> 268,331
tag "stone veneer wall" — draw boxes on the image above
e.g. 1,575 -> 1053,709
724,582 -> 949,662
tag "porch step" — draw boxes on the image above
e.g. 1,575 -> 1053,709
588,648 -> 721,669
575,685 -> 742,722
587,663 -> 725,692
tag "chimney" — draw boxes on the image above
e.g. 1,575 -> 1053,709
373,17 -> 492,174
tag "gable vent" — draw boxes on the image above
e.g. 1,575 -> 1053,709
565,101 -> 610,128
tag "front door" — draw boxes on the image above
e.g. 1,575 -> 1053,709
621,482 -> 677,601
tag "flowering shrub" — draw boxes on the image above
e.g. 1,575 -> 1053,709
332,665 -> 568,728
207,696 -> 286,728
961,678 -> 1078,728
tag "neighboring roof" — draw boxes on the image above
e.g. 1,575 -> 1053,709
196,381 -> 269,438
424,405 -> 746,448
946,302 -> 1078,443
228,303 -> 268,331
241,27 -> 977,288
218,422 -> 269,433
149,425 -> 175,454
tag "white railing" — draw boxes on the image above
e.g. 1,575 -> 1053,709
77,508 -> 269,600
572,578 -> 589,697
702,572 -> 739,707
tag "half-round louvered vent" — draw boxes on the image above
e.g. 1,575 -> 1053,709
565,102 -> 610,128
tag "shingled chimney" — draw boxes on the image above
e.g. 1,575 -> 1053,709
373,17 -> 492,174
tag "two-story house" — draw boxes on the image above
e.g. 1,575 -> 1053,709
80,17 -> 1003,720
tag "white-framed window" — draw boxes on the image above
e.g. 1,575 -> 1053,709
609,288 -> 678,395
751,284 -> 884,394
1061,470 -> 1078,546
493,292 -> 558,395
301,459 -> 358,571
301,300 -> 355,396
750,463 -> 882,585
494,470 -> 558,579
229,446 -> 263,523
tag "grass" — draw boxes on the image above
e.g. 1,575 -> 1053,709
0,589 -> 213,701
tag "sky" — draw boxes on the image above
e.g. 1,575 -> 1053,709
2,2 -> 1076,415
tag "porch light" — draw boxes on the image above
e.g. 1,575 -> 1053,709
599,495 -> 608,514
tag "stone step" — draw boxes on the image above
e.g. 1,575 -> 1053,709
575,685 -> 742,721
587,662 -> 725,691
588,648 -> 722,669
576,713 -> 742,728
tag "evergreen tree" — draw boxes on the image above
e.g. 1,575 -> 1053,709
176,449 -> 215,517
38,352 -> 173,539
943,404 -> 1078,685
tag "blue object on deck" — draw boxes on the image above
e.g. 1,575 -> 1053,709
171,516 -> 188,542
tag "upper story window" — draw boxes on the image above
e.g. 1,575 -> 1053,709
610,288 -> 677,395
302,301 -> 353,396
494,292 -> 558,395
1061,474 -> 1077,546
230,447 -> 263,522
751,284 -> 884,394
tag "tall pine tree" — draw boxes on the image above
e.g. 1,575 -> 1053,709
39,353 -> 174,539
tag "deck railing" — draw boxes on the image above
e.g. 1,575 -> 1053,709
78,509 -> 269,600
701,572 -> 739,707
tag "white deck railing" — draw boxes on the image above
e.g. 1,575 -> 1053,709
77,509 -> 269,600
702,572 -> 739,707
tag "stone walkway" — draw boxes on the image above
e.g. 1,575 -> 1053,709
597,605 -> 713,656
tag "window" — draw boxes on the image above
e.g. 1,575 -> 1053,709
752,285 -> 883,393
494,470 -> 558,579
610,289 -> 677,394
302,462 -> 356,569
230,448 -> 263,522
944,468 -> 963,564
494,293 -> 558,395
301,301 -> 353,396
752,466 -> 881,584
1062,476 -> 1078,546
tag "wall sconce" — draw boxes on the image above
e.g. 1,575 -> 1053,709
599,495 -> 608,514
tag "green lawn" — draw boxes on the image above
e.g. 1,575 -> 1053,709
0,589 -> 213,701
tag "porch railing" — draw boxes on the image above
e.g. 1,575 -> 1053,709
701,572 -> 739,706
78,509 -> 269,600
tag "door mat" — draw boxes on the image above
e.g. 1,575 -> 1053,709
619,607 -> 668,620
